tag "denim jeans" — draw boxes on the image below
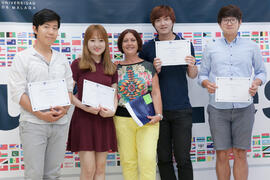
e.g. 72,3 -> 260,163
157,108 -> 193,180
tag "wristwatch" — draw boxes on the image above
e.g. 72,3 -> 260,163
156,113 -> 163,121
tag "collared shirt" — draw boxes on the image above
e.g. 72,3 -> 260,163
139,34 -> 195,110
198,36 -> 266,109
9,47 -> 73,124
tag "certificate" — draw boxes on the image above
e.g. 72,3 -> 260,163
155,40 -> 191,66
215,77 -> 252,102
28,79 -> 71,111
82,79 -> 116,111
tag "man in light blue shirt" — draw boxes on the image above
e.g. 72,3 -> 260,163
198,4 -> 266,180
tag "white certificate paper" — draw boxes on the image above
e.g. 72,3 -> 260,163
215,77 -> 252,102
82,79 -> 116,111
28,79 -> 70,111
155,40 -> 191,66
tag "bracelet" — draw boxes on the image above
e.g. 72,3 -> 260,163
156,113 -> 163,121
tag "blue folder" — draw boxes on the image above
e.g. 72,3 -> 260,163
125,94 -> 155,126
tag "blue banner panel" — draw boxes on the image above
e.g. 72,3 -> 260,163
0,0 -> 269,23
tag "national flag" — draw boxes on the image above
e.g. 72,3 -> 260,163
107,33 -> 112,38
215,32 -> 222,37
0,46 -> 6,53
21,164 -> 24,170
193,39 -> 202,45
262,51 -> 270,56
263,57 -> 270,62
62,47 -> 71,53
113,40 -> 118,46
0,39 -> 5,45
72,54 -> 77,60
0,54 -> 5,60
194,46 -> 202,51
0,144 -> 8,150
207,150 -> 215,155
260,44 -> 269,50
193,32 -> 202,38
241,31 -> 250,37
207,156 -> 215,161
113,46 -> 120,53
183,32 -> 192,39
6,39 -> 16,45
0,61 -> 6,67
17,32 -> 27,38
17,39 -> 27,45
108,39 -> 112,46
195,52 -> 202,59
28,32 -> 35,38
75,162 -> 80,167
262,133 -> 270,138
206,136 -> 212,142
28,39 -> 36,45
203,32 -> 212,37
197,156 -> 206,162
0,152 -> 8,157
9,157 -> 19,164
253,146 -> 261,152
252,31 -> 259,37
260,31 -> 268,37
82,33 -> 85,38
143,32 -> 153,39
0,32 -> 4,38
52,47 -> 60,52
10,164 -> 20,171
11,151 -> 19,157
6,32 -> 16,38
139,33 -> 143,38
61,32 -> 66,38
253,153 -> 261,158
113,33 -> 120,39
114,53 -> 123,60
263,153 -> 270,158
7,61 -> 12,67
197,150 -> 206,155
0,158 -> 8,164
262,140 -> 270,145
72,47 -> 81,53
61,40 -> 70,46
260,37 -> 269,44
0,165 -> 8,171
7,54 -> 15,60
251,38 -> 259,43
196,137 -> 205,142
52,40 -> 60,46
9,144 -> 19,150
107,153 -> 115,160
107,161 -> 116,166
72,40 -> 81,46
18,46 -> 27,52
207,142 -> 214,149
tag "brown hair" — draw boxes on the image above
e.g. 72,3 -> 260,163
117,29 -> 142,54
150,5 -> 176,27
217,4 -> 242,24
79,24 -> 116,75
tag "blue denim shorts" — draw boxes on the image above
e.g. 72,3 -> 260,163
207,104 -> 255,150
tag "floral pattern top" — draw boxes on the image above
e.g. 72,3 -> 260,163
117,61 -> 156,107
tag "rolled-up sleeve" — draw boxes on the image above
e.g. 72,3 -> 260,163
198,44 -> 211,86
64,61 -> 73,92
252,44 -> 267,85
9,54 -> 27,104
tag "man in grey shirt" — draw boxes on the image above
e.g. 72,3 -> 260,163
9,9 -> 73,179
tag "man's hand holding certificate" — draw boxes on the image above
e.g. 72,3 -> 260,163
82,79 -> 116,111
155,40 -> 191,66
215,77 -> 252,102
28,79 -> 71,111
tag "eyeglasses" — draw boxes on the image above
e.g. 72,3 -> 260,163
222,18 -> 238,24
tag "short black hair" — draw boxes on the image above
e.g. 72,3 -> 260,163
33,8 -> 61,38
217,4 -> 242,24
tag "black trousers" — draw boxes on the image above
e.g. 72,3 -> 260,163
157,108 -> 193,180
